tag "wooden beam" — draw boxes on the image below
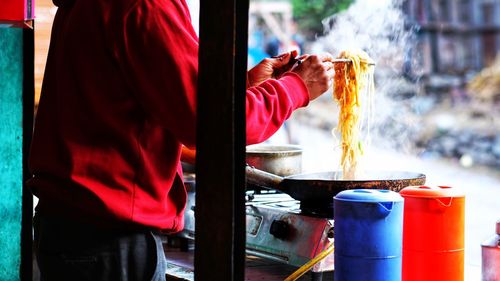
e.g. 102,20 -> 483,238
22,25 -> 34,281
194,0 -> 248,279
418,23 -> 500,34
249,2 -> 291,14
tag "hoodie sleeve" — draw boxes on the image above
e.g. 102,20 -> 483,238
246,73 -> 309,144
117,0 -> 309,147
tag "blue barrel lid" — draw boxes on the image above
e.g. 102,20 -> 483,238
334,189 -> 403,203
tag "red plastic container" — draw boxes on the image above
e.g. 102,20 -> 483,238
0,0 -> 34,21
400,186 -> 465,281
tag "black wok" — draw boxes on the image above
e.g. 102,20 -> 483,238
246,166 -> 426,203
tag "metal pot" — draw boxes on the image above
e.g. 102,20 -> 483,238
481,220 -> 500,281
246,144 -> 303,176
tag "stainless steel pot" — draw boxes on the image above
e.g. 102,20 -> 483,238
481,220 -> 500,281
246,144 -> 302,176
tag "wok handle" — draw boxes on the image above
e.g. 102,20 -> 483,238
245,165 -> 285,191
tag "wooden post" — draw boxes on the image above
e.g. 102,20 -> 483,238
195,0 -> 248,279
22,25 -> 34,281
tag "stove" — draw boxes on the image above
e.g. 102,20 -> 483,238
245,192 -> 334,273
175,180 -> 334,274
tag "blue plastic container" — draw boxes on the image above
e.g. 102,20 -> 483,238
334,189 -> 404,281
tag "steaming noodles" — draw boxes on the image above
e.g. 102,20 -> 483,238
333,50 -> 375,179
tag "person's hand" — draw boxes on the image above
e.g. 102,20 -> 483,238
247,50 -> 299,87
291,54 -> 335,101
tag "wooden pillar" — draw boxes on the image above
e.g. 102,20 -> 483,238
22,26 -> 34,281
425,0 -> 440,73
194,0 -> 249,279
0,24 -> 34,281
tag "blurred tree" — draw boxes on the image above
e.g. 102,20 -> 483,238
292,0 -> 353,38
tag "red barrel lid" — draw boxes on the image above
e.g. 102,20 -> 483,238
400,185 -> 465,198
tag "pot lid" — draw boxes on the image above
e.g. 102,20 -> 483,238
246,144 -> 303,155
400,185 -> 465,198
334,189 -> 403,203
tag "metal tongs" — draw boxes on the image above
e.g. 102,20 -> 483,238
287,56 -> 376,66
273,56 -> 375,78
273,57 -> 375,78
332,58 -> 376,66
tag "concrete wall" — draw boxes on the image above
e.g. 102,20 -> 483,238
0,27 -> 24,281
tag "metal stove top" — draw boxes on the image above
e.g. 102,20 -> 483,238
245,192 -> 334,273
177,188 -> 334,273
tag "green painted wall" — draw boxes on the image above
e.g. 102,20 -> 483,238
0,27 -> 23,281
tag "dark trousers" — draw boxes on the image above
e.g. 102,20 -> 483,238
33,213 -> 167,281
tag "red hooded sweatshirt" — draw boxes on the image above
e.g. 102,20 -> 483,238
29,0 -> 309,232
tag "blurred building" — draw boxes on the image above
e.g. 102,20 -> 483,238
248,1 -> 297,67
403,0 -> 500,75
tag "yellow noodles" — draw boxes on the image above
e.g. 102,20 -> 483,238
333,50 -> 375,179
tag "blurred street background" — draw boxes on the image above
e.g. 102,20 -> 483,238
34,0 -> 500,279
243,0 -> 500,279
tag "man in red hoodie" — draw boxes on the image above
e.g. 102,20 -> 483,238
29,0 -> 334,280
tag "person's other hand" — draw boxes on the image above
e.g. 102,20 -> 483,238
291,54 -> 335,101
247,50 -> 299,87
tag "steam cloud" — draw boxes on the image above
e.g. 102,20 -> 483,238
311,0 -> 423,154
